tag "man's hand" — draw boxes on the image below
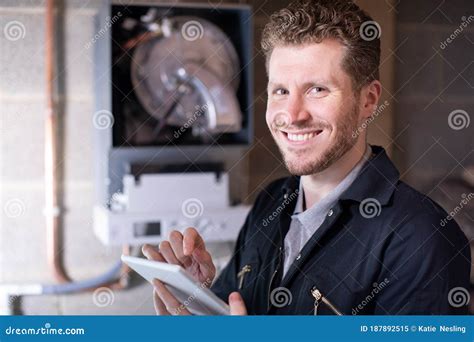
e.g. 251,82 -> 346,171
142,227 -> 248,315
149,282 -> 248,315
142,227 -> 217,315
143,227 -> 216,285
228,292 -> 247,315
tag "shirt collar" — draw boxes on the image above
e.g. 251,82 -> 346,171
292,145 -> 372,223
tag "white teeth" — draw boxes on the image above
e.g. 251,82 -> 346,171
286,132 -> 318,141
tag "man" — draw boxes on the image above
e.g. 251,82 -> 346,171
143,0 -> 471,315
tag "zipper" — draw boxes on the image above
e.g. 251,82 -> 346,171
237,264 -> 252,289
311,286 -> 343,315
267,269 -> 279,309
267,246 -> 284,310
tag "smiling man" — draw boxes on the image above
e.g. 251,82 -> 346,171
143,0 -> 471,315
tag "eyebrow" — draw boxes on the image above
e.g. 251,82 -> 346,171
267,79 -> 336,90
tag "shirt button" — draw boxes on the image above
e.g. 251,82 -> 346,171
296,254 -> 301,260
328,209 -> 334,217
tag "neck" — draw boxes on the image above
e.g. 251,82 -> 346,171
301,141 -> 368,209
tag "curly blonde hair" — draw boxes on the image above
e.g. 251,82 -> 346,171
261,0 -> 380,91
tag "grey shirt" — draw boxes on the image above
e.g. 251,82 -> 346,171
282,144 -> 373,275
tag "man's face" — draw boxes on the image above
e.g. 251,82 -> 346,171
266,40 -> 362,176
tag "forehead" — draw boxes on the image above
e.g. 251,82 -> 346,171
268,39 -> 349,85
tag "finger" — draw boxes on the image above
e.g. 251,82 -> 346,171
142,244 -> 166,262
169,230 -> 192,268
153,289 -> 170,315
153,279 -> 191,316
159,240 -> 182,266
193,248 -> 216,283
229,292 -> 247,315
183,227 -> 205,256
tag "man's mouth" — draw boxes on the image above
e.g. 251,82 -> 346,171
280,129 -> 324,144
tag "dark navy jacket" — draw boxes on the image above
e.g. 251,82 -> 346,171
212,146 -> 471,315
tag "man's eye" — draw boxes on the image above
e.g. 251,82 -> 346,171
309,87 -> 326,94
274,88 -> 288,95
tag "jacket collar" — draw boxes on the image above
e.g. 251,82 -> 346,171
280,145 -> 399,207
339,145 -> 399,205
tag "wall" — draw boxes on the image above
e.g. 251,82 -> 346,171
393,0 -> 473,187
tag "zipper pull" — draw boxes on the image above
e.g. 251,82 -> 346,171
311,287 -> 322,315
311,286 -> 343,316
237,264 -> 252,290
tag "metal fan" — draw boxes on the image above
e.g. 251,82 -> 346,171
130,15 -> 242,138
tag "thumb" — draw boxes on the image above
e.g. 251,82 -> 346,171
229,292 -> 247,315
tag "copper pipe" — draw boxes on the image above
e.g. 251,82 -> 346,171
45,0 -> 71,283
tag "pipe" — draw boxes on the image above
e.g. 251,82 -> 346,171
42,245 -> 132,294
1,245 -> 132,315
42,260 -> 122,295
45,0 -> 71,283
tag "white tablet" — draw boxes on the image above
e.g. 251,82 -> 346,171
121,255 -> 230,315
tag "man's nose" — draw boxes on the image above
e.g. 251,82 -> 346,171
285,96 -> 311,124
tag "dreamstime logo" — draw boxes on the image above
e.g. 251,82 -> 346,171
3,20 -> 26,41
440,192 -> 473,227
172,277 -> 212,315
352,278 -> 390,315
93,110 -> 114,129
173,104 -> 208,139
271,111 -> 291,131
92,287 -> 115,307
447,287 -> 470,308
359,21 -> 381,41
359,198 -> 381,219
352,100 -> 390,138
448,109 -> 470,130
181,198 -> 204,219
84,12 -> 122,49
270,287 -> 292,308
262,189 -> 299,227
440,16 -> 474,49
4,322 -> 85,335
3,198 -> 26,218
181,20 -> 204,41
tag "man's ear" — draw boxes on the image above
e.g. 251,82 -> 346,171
359,80 -> 382,120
